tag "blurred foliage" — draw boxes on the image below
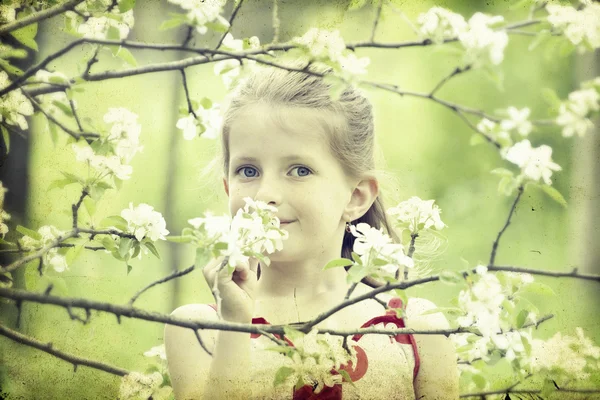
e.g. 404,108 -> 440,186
0,0 -> 598,399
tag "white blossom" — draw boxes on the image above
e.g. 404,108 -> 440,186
167,0 -> 229,35
33,70 -> 70,85
458,13 -> 508,67
502,139 -> 562,185
476,118 -> 512,146
121,203 -> 169,242
119,371 -> 172,400
0,3 -> 16,24
104,108 -> 143,163
72,144 -> 133,181
387,196 -> 446,234
176,113 -> 198,140
0,181 -> 9,238
500,107 -> 533,137
188,211 -> 232,242
546,3 -> 600,53
338,53 -> 370,76
293,28 -> 346,63
348,222 -> 414,276
213,34 -> 261,89
556,88 -> 600,138
18,225 -> 70,273
76,10 -> 134,40
143,344 -> 167,361
416,7 -> 468,44
0,71 -> 34,130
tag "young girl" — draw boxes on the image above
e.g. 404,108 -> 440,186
164,63 -> 459,399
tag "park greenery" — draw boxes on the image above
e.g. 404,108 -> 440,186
1,0 -> 600,399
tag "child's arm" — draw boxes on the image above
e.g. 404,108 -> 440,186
164,304 -> 252,400
405,297 -> 460,399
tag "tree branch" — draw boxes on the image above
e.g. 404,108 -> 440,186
215,0 -> 245,50
490,185 -> 524,266
0,323 -> 129,377
0,0 -> 86,35
128,264 -> 196,306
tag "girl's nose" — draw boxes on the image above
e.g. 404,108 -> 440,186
254,177 -> 283,207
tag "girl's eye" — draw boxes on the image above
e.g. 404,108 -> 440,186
291,166 -> 312,177
238,166 -> 258,178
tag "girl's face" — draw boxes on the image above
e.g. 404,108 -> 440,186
223,103 -> 355,261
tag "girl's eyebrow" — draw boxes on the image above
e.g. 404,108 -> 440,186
231,155 -> 317,164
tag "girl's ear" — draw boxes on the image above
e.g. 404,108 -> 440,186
223,177 -> 229,196
344,174 -> 379,221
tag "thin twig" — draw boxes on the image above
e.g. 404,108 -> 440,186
0,323 -> 129,377
0,0 -> 85,35
490,185 -> 524,266
370,0 -> 384,43
68,98 -> 84,132
128,264 -> 196,306
215,0 -> 245,50
430,65 -> 472,97
72,189 -> 89,229
179,69 -> 197,118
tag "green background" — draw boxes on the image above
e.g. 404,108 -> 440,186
1,0 -> 599,399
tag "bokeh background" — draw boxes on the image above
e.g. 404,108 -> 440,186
1,0 -> 599,398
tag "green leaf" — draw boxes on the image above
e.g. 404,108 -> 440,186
115,47 -> 137,67
393,289 -> 408,307
205,19 -> 230,33
439,270 -> 464,285
282,326 -> 305,343
540,184 -> 567,208
490,168 -> 514,178
65,244 -> 85,265
51,99 -> 73,117
48,120 -> 59,146
131,242 -> 141,259
126,264 -> 132,275
0,238 -> 17,247
516,309 -> 528,328
159,18 -> 185,31
348,0 -> 369,10
144,242 -> 161,260
165,235 -> 193,243
119,237 -> 133,259
61,171 -> 83,185
99,215 -> 128,231
199,97 -> 213,110
9,22 -> 38,51
106,26 -> 121,41
119,0 -> 136,12
420,307 -> 464,316
83,196 -> 96,217
350,251 -> 362,265
0,59 -> 24,76
346,263 -> 367,283
16,225 -> 42,240
1,125 -> 9,153
540,87 -> 562,112
101,236 -> 117,252
323,258 -> 353,270
195,248 -> 211,270
337,369 -> 356,387
469,134 -> 486,146
472,373 -> 487,389
273,366 -> 295,387
523,282 -> 556,296
0,47 -> 28,59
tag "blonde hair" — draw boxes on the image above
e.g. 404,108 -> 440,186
207,61 -> 428,285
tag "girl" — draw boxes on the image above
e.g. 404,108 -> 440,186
164,62 -> 459,399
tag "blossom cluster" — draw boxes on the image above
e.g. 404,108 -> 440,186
19,226 -> 69,273
273,328 -> 359,394
0,1 -> 16,24
387,196 -> 446,235
120,203 -> 169,242
529,327 -> 600,385
213,33 -> 262,90
119,371 -> 172,400
556,77 -> 600,138
176,100 -> 223,140
477,106 -> 533,149
72,108 -> 143,182
348,222 -> 414,278
65,0 -> 135,40
416,8 -> 509,68
292,28 -> 370,79
501,139 -> 562,186
167,0 -> 229,35
0,181 -> 10,238
546,2 -> 600,54
0,71 -> 34,130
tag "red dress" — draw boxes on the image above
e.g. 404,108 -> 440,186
207,297 -> 420,399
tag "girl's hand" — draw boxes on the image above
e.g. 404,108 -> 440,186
202,255 -> 259,323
